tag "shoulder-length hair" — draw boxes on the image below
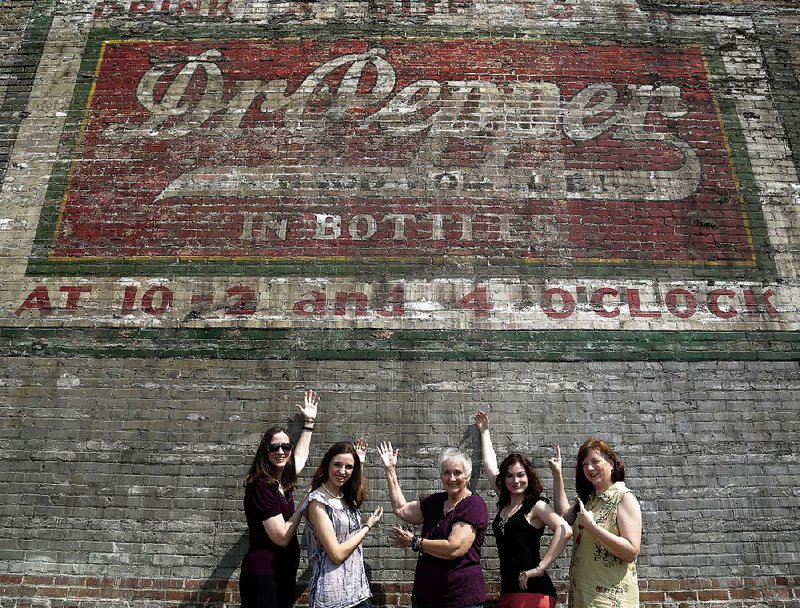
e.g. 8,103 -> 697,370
244,426 -> 298,492
496,453 -> 543,510
575,438 -> 625,503
311,442 -> 366,509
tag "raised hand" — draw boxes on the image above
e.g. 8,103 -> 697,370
354,437 -> 368,464
377,441 -> 398,468
474,410 -> 490,433
547,445 -> 562,476
366,506 -> 383,529
296,389 -> 319,422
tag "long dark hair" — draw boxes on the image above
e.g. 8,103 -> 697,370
496,453 -> 543,511
311,442 -> 366,509
575,438 -> 625,503
244,426 -> 298,493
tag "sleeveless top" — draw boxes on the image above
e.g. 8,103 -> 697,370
492,500 -> 557,597
304,490 -> 371,608
569,482 -> 639,608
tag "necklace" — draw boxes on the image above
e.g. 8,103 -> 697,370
497,500 -> 524,535
321,482 -> 343,500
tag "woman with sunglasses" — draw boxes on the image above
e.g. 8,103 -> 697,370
240,389 -> 320,608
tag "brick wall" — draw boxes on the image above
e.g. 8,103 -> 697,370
0,0 -> 799,607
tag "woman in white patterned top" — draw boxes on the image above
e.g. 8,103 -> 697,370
304,441 -> 383,608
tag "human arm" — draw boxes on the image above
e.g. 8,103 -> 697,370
576,493 -> 641,563
389,521 -> 478,560
547,445 -> 573,520
293,389 -> 319,474
263,498 -> 306,547
518,501 -> 573,589
306,501 -> 383,566
474,410 -> 500,493
377,441 -> 424,525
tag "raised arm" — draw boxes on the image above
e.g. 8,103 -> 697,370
475,410 -> 500,493
293,389 -> 319,474
307,501 -> 383,566
518,501 -> 573,589
377,441 -> 423,525
576,493 -> 641,563
547,445 -> 573,520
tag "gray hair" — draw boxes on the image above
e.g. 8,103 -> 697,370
439,448 -> 472,477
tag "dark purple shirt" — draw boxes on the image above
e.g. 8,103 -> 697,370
241,478 -> 300,577
412,492 -> 488,608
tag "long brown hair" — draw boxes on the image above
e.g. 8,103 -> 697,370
245,426 -> 298,493
497,453 -> 543,511
311,442 -> 366,509
575,438 -> 625,503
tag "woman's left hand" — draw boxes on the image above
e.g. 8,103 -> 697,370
354,437 -> 368,464
296,389 -> 319,421
518,567 -> 544,590
575,498 -> 595,529
388,525 -> 414,548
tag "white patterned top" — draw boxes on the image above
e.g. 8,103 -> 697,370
304,490 -> 371,608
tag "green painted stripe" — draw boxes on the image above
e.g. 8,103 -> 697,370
0,328 -> 798,361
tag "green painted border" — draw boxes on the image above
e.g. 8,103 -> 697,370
25,24 -> 776,281
1,327 -> 798,361
756,17 -> 800,191
0,0 -> 57,185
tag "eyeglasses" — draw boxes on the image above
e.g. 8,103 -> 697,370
267,443 -> 293,453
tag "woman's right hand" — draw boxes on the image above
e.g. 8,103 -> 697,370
474,410 -> 490,433
378,441 -> 398,468
547,445 -> 562,477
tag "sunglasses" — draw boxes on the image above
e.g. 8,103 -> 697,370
267,442 -> 293,453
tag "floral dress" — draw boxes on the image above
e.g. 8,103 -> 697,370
569,482 -> 639,608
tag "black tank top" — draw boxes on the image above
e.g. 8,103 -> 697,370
491,504 -> 557,596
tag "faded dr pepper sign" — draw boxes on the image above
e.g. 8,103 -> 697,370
48,38 -> 755,267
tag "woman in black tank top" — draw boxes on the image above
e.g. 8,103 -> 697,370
476,411 -> 573,608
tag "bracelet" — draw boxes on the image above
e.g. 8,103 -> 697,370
302,426 -> 314,432
411,534 -> 421,552
304,419 -> 316,424
361,524 -> 371,532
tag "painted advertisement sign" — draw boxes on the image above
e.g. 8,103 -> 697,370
32,37 -> 765,275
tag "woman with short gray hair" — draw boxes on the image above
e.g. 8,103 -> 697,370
378,441 -> 488,608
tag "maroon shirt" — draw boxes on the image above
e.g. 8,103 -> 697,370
241,478 -> 300,577
412,492 -> 488,608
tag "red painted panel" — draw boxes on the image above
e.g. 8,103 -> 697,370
53,39 -> 753,265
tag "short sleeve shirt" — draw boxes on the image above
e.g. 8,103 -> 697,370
412,492 -> 488,608
241,478 -> 300,576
